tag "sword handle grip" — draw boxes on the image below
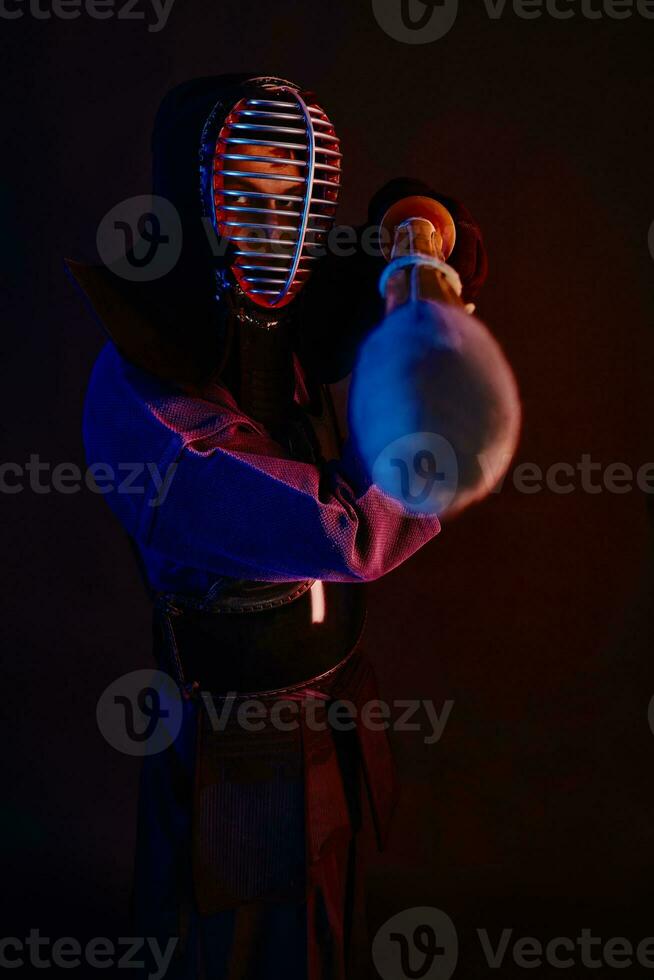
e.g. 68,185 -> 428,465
380,196 -> 464,313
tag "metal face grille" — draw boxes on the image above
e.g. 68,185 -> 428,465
212,87 -> 342,309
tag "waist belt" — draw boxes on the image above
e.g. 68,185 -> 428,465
154,580 -> 367,696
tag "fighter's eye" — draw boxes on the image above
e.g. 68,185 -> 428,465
233,196 -> 250,208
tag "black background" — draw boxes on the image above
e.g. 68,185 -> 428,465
2,0 -> 654,975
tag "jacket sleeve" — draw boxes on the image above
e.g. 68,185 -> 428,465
83,343 -> 441,585
143,416 -> 441,584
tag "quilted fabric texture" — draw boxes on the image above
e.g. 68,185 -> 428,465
83,342 -> 441,596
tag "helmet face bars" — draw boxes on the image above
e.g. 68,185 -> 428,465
212,84 -> 342,310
